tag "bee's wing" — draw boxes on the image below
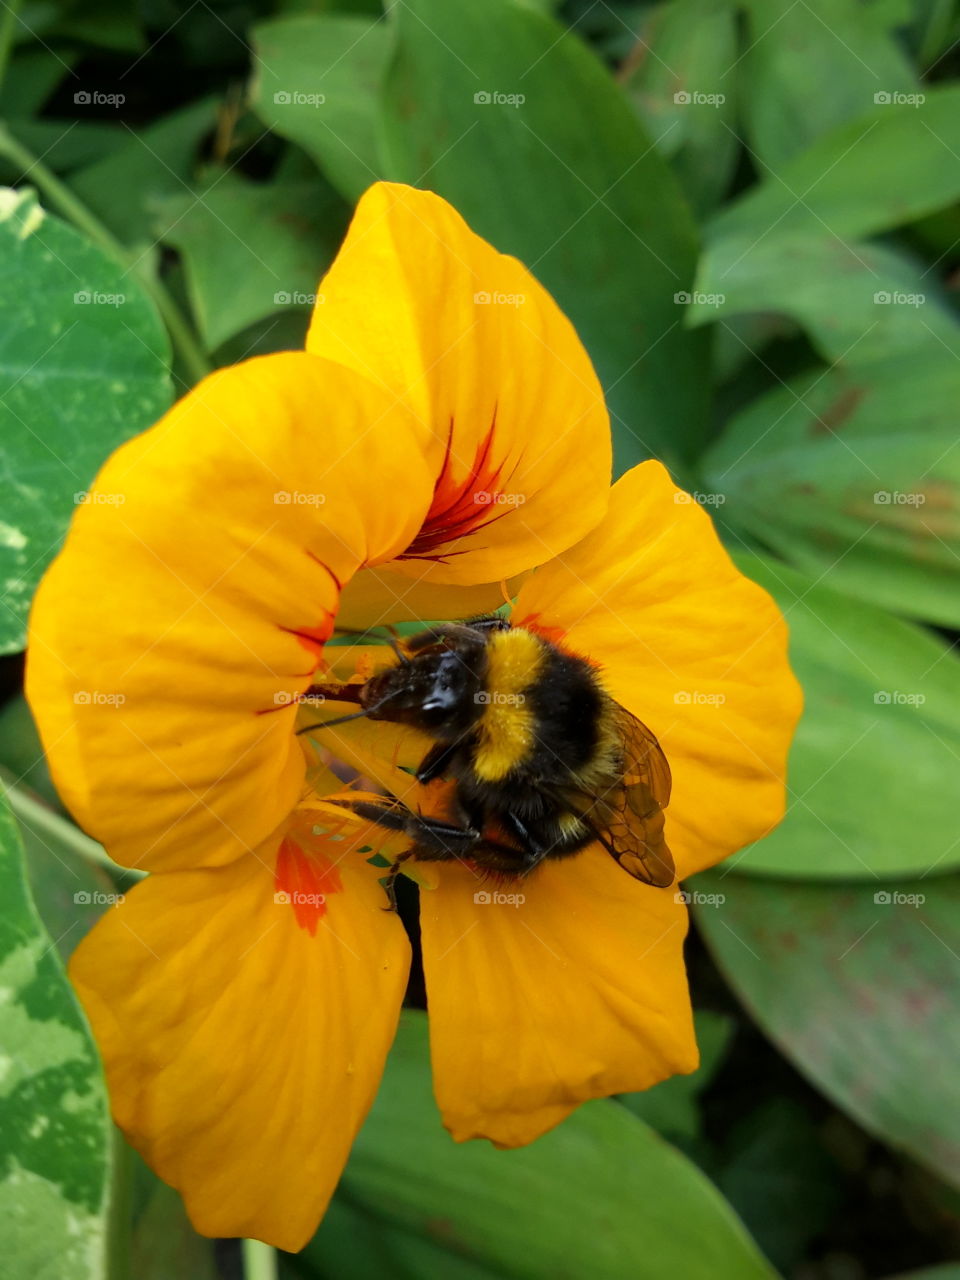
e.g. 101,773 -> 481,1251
593,709 -> 675,888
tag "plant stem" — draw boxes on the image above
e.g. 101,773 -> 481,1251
243,1239 -> 279,1280
2,775 -> 143,880
0,124 -> 212,386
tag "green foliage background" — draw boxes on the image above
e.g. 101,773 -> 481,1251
0,1 -> 958,1277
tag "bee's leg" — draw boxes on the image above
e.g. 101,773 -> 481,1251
383,850 -> 413,913
499,811 -> 550,871
414,741 -> 463,785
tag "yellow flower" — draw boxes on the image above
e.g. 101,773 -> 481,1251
26,182 -> 801,1250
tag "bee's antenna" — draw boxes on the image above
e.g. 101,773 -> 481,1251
295,690 -> 400,736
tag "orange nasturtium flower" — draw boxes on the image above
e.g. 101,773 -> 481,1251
26,182 -> 801,1250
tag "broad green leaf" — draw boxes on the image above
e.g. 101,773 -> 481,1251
618,1009 -> 734,1142
381,0 -> 709,470
69,98 -> 217,243
739,0 -> 917,169
154,174 -> 347,349
708,86 -> 960,248
623,0 -> 739,215
693,236 -> 959,364
694,234 -> 960,626
703,354 -> 960,627
130,1177 -> 219,1280
0,187 -> 171,653
0,786 -> 113,1277
694,868 -> 960,1191
0,121 -> 129,181
300,1195 -> 502,1280
329,1012 -> 777,1280
0,50 -> 76,117
250,15 -> 392,201
728,555 -> 960,879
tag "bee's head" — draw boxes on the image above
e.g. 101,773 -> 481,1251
360,646 -> 483,738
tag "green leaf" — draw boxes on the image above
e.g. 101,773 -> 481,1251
130,1176 -> 219,1280
250,15 -> 392,201
0,50 -> 76,117
324,1012 -> 778,1280
738,0 -> 917,169
0,785 -> 113,1277
0,188 -> 171,653
154,173 -> 347,350
69,98 -> 217,244
623,0 -> 739,215
695,238 -> 960,626
694,868 -> 960,1192
381,0 -> 709,470
618,1009 -> 734,1142
717,1099 -> 843,1273
726,555 -> 960,879
708,85 -> 960,247
707,360 -> 960,626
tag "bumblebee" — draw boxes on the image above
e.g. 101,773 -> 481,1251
300,615 -> 674,903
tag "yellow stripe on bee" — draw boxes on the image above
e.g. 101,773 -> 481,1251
473,629 -> 546,782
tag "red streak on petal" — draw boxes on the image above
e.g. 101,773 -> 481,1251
515,612 -> 568,647
305,548 -> 344,593
278,618 -> 334,654
399,410 -> 518,562
275,835 -> 343,936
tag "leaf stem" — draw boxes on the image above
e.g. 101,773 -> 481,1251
1,775 -> 144,880
0,124 -> 212,386
243,1239 -> 279,1280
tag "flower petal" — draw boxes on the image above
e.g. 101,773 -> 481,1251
26,353 -> 435,872
514,461 -> 802,879
69,838 -> 409,1251
307,182 -> 611,583
420,849 -> 696,1145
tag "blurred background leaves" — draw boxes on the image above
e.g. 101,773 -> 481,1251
0,0 -> 958,1277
